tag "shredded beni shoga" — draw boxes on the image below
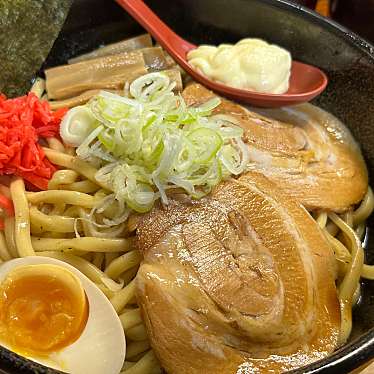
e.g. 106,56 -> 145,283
60,72 -> 249,221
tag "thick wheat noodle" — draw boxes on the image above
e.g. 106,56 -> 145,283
326,221 -> 340,236
46,137 -> 66,153
121,266 -> 139,286
10,178 -> 35,257
353,187 -> 374,225
78,208 -> 95,238
64,180 -> 100,193
48,169 -> 80,189
323,187 -> 372,240
126,324 -> 148,341
94,189 -> 109,198
0,231 -> 11,261
325,227 -> 374,281
352,283 -> 361,306
325,231 -> 351,263
30,206 -> 76,233
340,209 -> 354,248
93,252 -> 105,268
42,231 -> 70,239
51,202 -> 67,216
342,209 -> 354,227
30,222 -> 43,236
110,279 -> 136,313
105,250 -> 142,279
35,251 -> 123,290
122,362 -> 136,370
125,340 -> 151,360
362,264 -> 374,279
121,350 -> 161,374
95,283 -> 115,299
43,147 -> 110,190
127,214 -> 140,232
4,218 -> 17,258
316,211 -> 327,228
27,190 -> 102,208
119,308 -> 142,330
63,206 -> 81,217
356,223 -> 366,240
82,252 -> 93,262
31,236 -> 131,253
105,252 -> 120,268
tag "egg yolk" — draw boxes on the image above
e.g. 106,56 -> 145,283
0,264 -> 88,357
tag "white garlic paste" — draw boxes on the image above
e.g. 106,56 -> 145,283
187,38 -> 292,94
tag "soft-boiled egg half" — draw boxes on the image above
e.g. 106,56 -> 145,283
0,256 -> 125,374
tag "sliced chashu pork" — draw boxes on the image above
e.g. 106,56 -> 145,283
136,171 -> 340,374
182,83 -> 368,212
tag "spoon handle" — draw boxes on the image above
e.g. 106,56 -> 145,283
115,0 -> 195,58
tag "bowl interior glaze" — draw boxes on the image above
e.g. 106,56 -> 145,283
5,0 -> 374,373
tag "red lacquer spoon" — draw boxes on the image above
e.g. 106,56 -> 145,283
115,0 -> 328,107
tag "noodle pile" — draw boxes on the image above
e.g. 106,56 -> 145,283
0,76 -> 372,374
314,188 -> 374,344
1,169 -> 158,373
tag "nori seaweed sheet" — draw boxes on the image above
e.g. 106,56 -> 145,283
0,0 -> 73,97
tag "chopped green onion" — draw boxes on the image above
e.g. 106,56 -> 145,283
60,72 -> 248,216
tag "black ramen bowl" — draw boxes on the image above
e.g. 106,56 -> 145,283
2,0 -> 374,373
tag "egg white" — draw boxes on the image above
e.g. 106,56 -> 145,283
0,256 -> 126,374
